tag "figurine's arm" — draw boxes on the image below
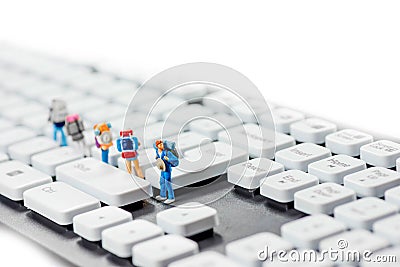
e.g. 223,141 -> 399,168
95,137 -> 101,148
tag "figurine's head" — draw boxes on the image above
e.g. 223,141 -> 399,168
93,122 -> 112,136
66,114 -> 80,123
120,129 -> 133,137
155,140 -> 164,151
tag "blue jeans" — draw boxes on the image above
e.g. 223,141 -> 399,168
160,172 -> 174,200
53,125 -> 67,146
101,149 -> 109,164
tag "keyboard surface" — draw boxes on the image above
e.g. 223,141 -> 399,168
0,44 -> 400,267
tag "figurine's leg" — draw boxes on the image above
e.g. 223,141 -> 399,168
133,159 -> 144,178
125,160 -> 133,174
165,173 -> 175,200
101,149 -> 109,164
53,124 -> 58,141
60,129 -> 67,147
159,176 -> 167,198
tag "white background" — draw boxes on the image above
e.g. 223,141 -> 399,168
0,0 -> 399,265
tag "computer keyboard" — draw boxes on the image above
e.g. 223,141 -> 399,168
0,43 -> 400,267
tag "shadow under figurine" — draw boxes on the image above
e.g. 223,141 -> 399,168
154,140 -> 179,204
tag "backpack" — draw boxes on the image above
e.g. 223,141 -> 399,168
163,141 -> 179,167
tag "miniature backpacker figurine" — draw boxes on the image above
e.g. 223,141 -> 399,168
116,129 -> 144,178
66,114 -> 89,156
49,99 -> 68,146
93,122 -> 113,164
154,140 -> 179,204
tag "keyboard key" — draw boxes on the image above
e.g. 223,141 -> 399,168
360,140 -> 400,168
146,142 -> 248,189
373,214 -> 400,246
56,158 -> 153,206
260,170 -> 319,203
228,158 -> 284,190
0,118 -> 14,131
170,251 -> 242,267
360,246 -> 400,267
156,202 -> 218,236
31,147 -> 83,176
281,214 -> 346,249
73,206 -> 132,241
218,123 -> 295,158
275,143 -> 331,172
308,155 -> 366,184
189,113 -> 241,140
344,167 -> 400,197
0,160 -> 52,201
334,197 -> 398,230
294,183 -> 356,215
163,104 -> 213,128
385,186 -> 400,208
319,230 -> 390,265
23,181 -> 100,225
203,90 -> 241,113
0,153 -> 9,163
169,84 -> 208,101
148,96 -> 186,120
90,145 -> 120,166
84,103 -> 126,123
132,235 -> 199,267
117,147 -> 155,173
262,107 -> 305,133
102,219 -> 163,258
225,232 -> 293,267
169,131 -> 212,155
231,98 -> 270,124
290,118 -> 337,144
138,121 -> 181,148
68,96 -> 107,115
325,129 -> 373,156
0,127 -> 37,153
2,102 -> 47,123
8,137 -> 58,165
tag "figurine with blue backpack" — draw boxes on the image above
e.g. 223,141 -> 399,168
154,139 -> 179,204
116,129 -> 144,178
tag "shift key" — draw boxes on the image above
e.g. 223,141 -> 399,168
55,158 -> 153,206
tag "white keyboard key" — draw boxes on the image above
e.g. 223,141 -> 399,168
68,96 -> 107,115
231,98 -> 269,124
132,235 -> 199,267
21,113 -> 49,134
398,157 -> 400,171
0,118 -> 14,131
319,230 -> 390,265
0,160 -> 52,200
260,170 -> 319,203
360,140 -> 400,168
170,251 -> 242,267
84,103 -> 126,123
163,104 -> 213,128
102,219 -> 163,258
146,142 -> 248,189
294,183 -> 356,214
149,96 -> 185,120
275,143 -> 331,172
344,167 -> 400,197
31,147 -> 83,176
334,197 -> 398,230
169,131 -> 212,155
218,123 -> 295,158
263,107 -> 305,133
90,145 -> 120,166
8,137 -> 58,165
325,129 -> 373,156
139,122 -> 181,148
373,214 -> 400,246
56,158 -> 153,206
73,206 -> 132,241
23,181 -> 100,225
290,118 -> 337,144
281,214 -> 346,249
226,232 -> 293,267
0,152 -> 9,163
0,127 -> 37,153
203,90 -> 241,113
227,158 -> 284,190
308,155 -> 366,184
189,113 -> 241,140
2,102 -> 47,123
385,186 -> 400,208
156,202 -> 218,236
169,84 -> 208,101
360,246 -> 400,267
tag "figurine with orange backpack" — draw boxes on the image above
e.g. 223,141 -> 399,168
93,122 -> 113,164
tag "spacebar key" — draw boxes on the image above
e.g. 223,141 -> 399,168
55,158 -> 153,206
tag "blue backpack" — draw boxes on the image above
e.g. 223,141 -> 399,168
163,141 -> 179,167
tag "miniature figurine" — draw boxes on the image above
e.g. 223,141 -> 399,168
154,140 -> 180,204
93,122 -> 113,164
116,129 -> 144,178
48,99 -> 68,146
66,114 -> 90,156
